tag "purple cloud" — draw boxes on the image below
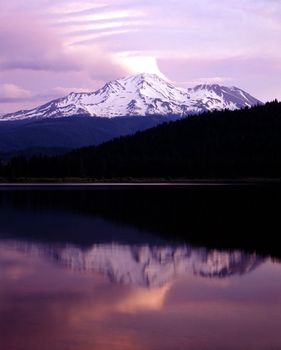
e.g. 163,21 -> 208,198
0,0 -> 280,112
0,84 -> 32,103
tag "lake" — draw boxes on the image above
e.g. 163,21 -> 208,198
0,185 -> 281,350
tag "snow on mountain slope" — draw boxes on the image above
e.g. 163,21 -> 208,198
6,241 -> 264,288
0,73 -> 262,121
187,84 -> 262,111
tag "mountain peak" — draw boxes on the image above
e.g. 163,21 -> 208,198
129,72 -> 160,79
121,72 -> 166,82
0,73 -> 262,121
114,73 -> 169,91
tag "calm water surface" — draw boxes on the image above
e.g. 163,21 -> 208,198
0,186 -> 281,350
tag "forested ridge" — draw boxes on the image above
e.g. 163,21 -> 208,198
1,101 -> 281,180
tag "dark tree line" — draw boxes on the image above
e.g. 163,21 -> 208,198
1,100 -> 281,180
2,186 -> 281,258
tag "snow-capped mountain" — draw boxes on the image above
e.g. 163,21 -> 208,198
51,245 -> 263,287
5,241 -> 264,288
0,73 -> 262,121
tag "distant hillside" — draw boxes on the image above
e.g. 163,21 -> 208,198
0,115 -> 177,156
1,101 -> 281,180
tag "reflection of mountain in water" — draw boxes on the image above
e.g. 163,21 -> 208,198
3,241 -> 264,288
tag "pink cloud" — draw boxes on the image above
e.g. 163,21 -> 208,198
0,0 -> 280,113
0,11 -> 129,111
0,13 -> 128,78
0,14 -> 78,71
0,84 -> 32,102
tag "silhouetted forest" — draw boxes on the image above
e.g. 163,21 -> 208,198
1,100 -> 281,180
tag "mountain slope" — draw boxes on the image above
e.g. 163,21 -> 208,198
0,115 -> 177,155
0,73 -> 262,121
3,101 -> 280,179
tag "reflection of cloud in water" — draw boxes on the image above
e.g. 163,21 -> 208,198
1,241 -> 264,288
0,247 -> 35,281
117,284 -> 172,313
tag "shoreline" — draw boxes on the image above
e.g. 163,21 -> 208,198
0,178 -> 280,188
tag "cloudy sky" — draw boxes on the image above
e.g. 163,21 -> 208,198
0,0 -> 280,113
